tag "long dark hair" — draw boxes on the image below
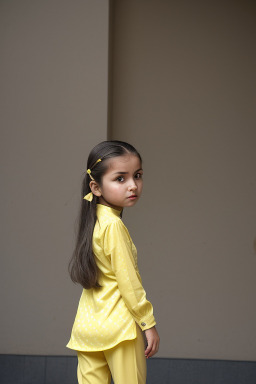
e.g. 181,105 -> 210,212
68,140 -> 142,289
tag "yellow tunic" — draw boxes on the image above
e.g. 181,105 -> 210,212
67,204 -> 156,352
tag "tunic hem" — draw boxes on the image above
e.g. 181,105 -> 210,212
66,332 -> 137,352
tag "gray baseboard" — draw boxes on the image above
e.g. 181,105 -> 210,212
0,354 -> 256,384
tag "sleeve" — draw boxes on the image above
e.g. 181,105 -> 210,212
103,219 -> 156,331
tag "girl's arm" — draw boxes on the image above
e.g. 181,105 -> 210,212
104,220 -> 156,333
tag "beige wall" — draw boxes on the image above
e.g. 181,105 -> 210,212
0,0 -> 109,354
110,0 -> 256,360
1,0 -> 256,361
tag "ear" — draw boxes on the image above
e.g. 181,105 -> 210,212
89,181 -> 102,197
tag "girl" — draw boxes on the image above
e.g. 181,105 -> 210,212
67,141 -> 159,384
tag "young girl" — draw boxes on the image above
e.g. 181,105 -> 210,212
67,141 -> 159,384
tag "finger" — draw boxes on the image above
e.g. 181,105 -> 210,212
147,342 -> 158,358
146,344 -> 155,358
144,343 -> 152,356
145,338 -> 154,356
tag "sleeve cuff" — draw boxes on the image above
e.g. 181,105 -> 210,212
137,315 -> 156,331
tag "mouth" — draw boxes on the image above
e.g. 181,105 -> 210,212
128,195 -> 138,200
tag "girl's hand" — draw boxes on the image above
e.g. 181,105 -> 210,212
144,326 -> 160,358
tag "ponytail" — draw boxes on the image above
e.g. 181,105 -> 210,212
68,177 -> 101,289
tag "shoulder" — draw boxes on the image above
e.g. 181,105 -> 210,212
102,219 -> 134,256
95,215 -> 128,239
104,218 -> 132,243
97,213 -> 122,229
105,217 -> 129,234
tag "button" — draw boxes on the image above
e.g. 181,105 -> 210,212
141,322 -> 146,326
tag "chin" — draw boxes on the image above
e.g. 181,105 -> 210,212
127,200 -> 138,207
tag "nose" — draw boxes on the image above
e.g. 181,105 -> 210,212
128,180 -> 137,192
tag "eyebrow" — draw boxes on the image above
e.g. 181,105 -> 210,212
113,168 -> 143,175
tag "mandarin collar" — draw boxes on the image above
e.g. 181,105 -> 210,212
96,204 -> 122,218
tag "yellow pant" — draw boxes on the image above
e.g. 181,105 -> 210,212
77,325 -> 146,384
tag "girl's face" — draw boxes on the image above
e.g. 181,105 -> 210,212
94,154 -> 143,211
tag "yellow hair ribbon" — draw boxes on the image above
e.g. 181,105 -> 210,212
83,192 -> 94,202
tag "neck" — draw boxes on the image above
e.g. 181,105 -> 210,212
98,196 -> 123,212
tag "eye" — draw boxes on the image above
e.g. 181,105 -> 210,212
116,176 -> 125,182
135,173 -> 143,179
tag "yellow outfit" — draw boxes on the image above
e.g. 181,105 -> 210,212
77,324 -> 146,384
67,204 -> 156,352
